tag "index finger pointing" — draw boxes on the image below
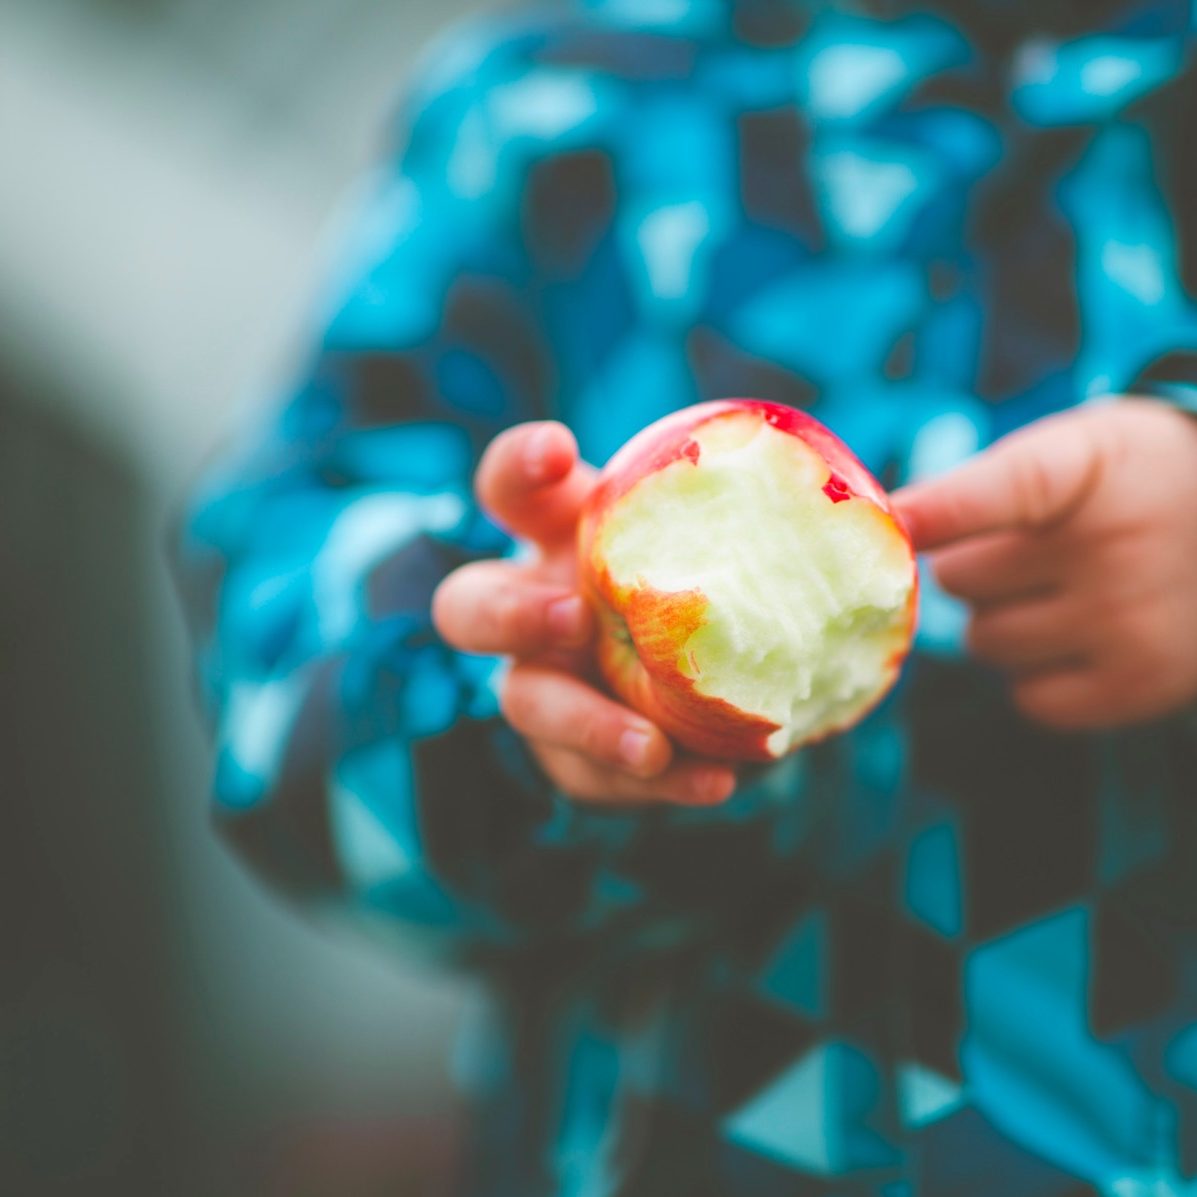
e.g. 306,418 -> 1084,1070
476,421 -> 596,547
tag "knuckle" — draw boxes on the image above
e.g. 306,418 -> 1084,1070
488,583 -> 524,642
1012,450 -> 1059,528
575,718 -> 616,764
1013,427 -> 1102,531
657,776 -> 692,804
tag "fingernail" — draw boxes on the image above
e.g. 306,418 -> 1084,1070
688,769 -> 736,805
547,595 -> 589,646
619,728 -> 655,774
524,426 -> 558,483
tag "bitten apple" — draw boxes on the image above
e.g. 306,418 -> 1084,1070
576,400 -> 918,761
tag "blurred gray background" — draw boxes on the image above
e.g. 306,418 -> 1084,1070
1,1 -> 508,1193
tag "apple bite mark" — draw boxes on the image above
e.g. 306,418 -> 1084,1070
611,581 -> 783,760
581,405 -> 917,760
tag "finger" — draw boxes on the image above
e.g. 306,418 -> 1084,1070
534,743 -> 738,806
931,532 -> 1059,606
967,596 -> 1085,672
500,664 -> 674,779
1012,667 -> 1111,730
475,421 -> 596,547
892,414 -> 1104,552
432,561 -> 594,656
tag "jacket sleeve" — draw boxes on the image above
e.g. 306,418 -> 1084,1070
172,24 -> 812,966
1122,23 -> 1197,415
1029,11 -> 1197,411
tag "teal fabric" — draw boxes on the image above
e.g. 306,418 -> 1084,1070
175,2 -> 1197,1192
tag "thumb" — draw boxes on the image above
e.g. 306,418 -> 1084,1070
891,413 -> 1104,552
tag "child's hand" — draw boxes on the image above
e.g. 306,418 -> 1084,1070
433,422 -> 737,806
894,399 -> 1197,729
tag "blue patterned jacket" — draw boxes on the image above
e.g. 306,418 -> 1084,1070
176,2 -> 1197,1193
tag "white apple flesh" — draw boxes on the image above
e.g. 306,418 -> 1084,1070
577,400 -> 918,762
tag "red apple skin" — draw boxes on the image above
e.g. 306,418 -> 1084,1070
577,399 -> 919,762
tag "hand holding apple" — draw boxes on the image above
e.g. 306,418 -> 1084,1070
432,421 -> 739,806
893,398 -> 1197,728
577,401 -> 918,760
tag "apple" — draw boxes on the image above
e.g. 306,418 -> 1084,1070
576,400 -> 918,762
